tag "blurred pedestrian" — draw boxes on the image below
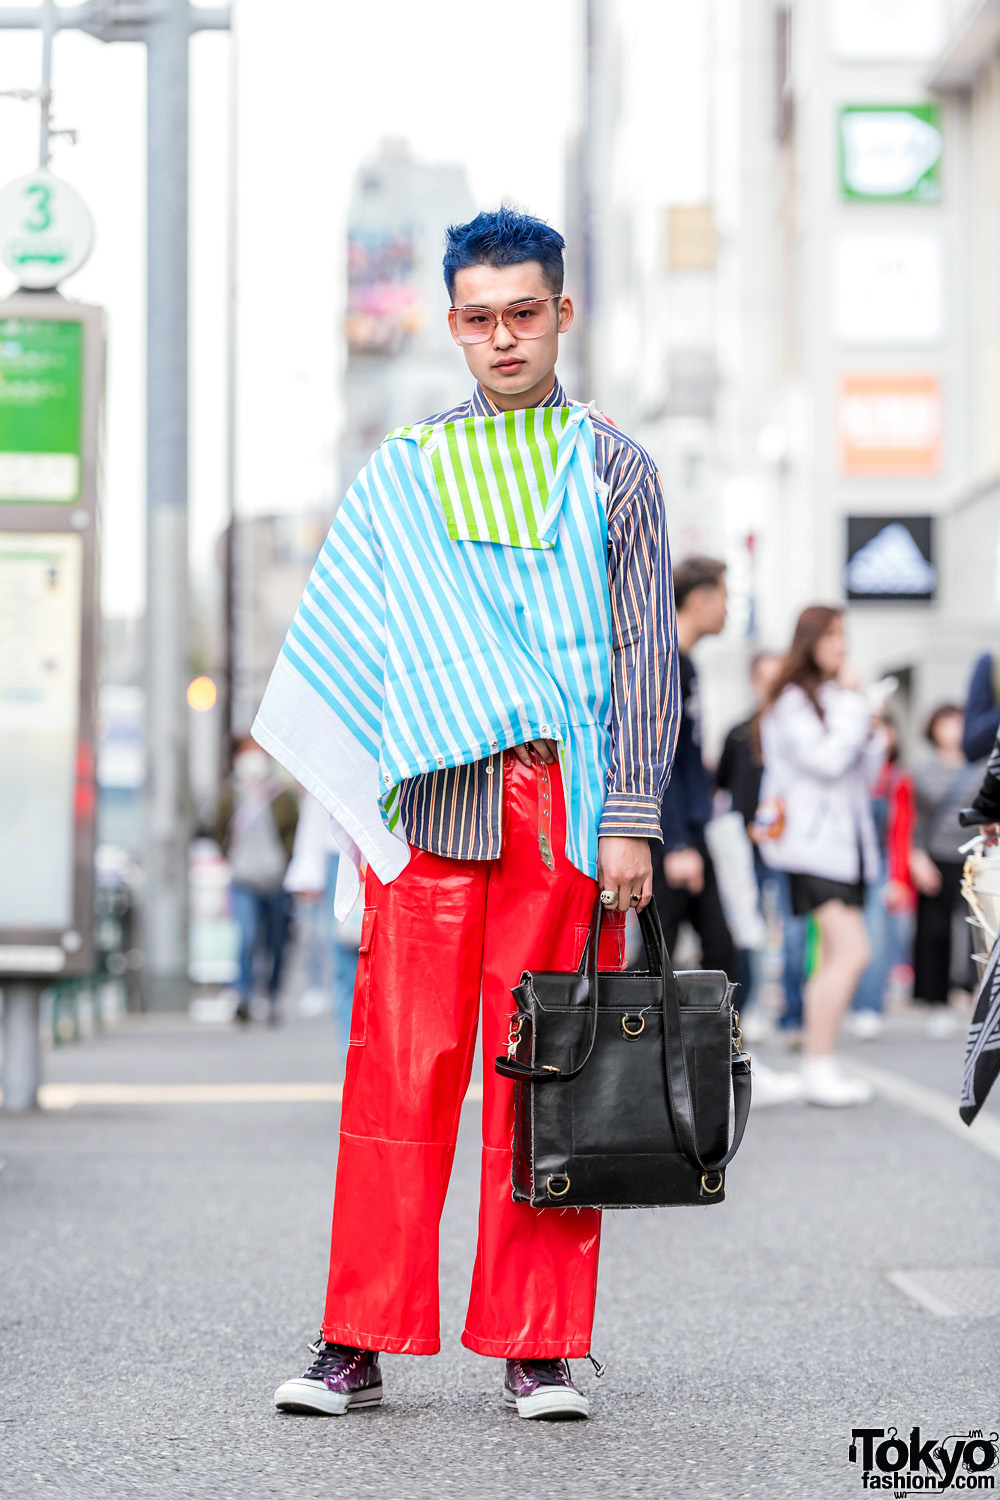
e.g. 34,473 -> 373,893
847,718 -> 915,1040
962,651 -> 1000,761
284,791 -> 360,1053
758,606 -> 884,1106
715,650 -> 803,1104
655,557 -> 736,976
957,720 -> 1000,1121
214,737 -> 298,1024
910,705 -> 983,1039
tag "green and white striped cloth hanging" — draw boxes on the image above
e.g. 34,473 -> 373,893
387,403 -> 588,550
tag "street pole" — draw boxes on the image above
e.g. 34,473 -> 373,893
38,0 -> 55,168
0,1 -> 232,1012
143,0 -> 193,1010
2,982 -> 43,1112
221,16 -> 239,782
583,0 -> 613,408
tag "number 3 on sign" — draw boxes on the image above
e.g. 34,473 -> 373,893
23,182 -> 52,232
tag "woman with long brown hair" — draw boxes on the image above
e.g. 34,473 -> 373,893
758,607 -> 885,1106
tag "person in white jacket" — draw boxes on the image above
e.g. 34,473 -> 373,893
759,606 -> 885,1107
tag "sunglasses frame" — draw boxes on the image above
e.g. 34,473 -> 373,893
448,295 -> 561,344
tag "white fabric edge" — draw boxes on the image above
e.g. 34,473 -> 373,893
252,656 -> 410,920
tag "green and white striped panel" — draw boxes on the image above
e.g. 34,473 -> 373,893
392,406 -> 575,550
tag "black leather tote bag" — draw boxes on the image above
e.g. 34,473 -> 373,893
494,898 -> 752,1209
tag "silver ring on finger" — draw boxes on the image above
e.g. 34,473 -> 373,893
599,888 -> 619,907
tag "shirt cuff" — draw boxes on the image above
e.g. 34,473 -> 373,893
598,792 -> 663,843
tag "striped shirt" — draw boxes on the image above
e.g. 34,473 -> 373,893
397,377 -> 680,858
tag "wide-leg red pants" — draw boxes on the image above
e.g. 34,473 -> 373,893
321,753 -> 624,1358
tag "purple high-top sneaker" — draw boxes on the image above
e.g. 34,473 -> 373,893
504,1358 -> 589,1420
274,1338 -> 382,1416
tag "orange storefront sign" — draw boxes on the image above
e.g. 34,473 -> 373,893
838,374 -> 942,475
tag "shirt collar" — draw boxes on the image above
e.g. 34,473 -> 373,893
471,375 -> 568,418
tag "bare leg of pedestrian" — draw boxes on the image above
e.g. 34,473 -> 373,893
801,900 -> 873,1106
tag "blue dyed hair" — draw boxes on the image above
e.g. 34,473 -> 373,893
442,206 -> 565,301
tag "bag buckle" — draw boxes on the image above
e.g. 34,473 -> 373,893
731,1009 -> 743,1053
700,1171 -> 724,1195
506,1014 -> 524,1060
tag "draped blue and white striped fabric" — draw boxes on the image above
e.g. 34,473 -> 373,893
252,407 -> 613,917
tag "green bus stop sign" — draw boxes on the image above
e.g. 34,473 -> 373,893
0,318 -> 83,504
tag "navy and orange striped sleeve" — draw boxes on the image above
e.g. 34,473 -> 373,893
599,448 -> 680,842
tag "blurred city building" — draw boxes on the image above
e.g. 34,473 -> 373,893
928,0 -> 1000,693
729,0 -> 1000,727
339,138 -> 475,490
228,511 -> 330,738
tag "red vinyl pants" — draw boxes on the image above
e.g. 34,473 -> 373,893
321,752 -> 625,1358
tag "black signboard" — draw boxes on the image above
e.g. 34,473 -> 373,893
845,515 -> 935,602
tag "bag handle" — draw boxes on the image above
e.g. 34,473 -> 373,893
643,899 -> 751,1179
496,899 -> 753,1181
495,897 -> 609,1084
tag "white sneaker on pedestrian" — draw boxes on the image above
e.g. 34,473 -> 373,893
846,1010 -> 884,1041
925,1010 -> 959,1041
750,1060 -> 803,1107
741,1010 -> 774,1045
298,987 -> 328,1019
801,1056 -> 873,1108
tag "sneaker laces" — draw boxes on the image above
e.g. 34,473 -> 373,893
303,1341 -> 365,1382
514,1358 -> 572,1388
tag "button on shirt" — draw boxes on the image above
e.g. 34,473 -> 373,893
396,378 -> 680,860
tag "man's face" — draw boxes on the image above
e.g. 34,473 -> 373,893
698,581 -> 728,638
448,261 -> 574,409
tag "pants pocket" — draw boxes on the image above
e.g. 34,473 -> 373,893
349,906 -> 377,1046
575,911 -> 627,971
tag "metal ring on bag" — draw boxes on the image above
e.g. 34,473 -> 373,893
621,1014 -> 646,1039
701,1171 -> 724,1195
546,1174 -> 571,1199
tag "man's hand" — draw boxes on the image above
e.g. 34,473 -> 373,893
512,738 -> 557,766
664,847 -> 704,894
597,836 -> 653,911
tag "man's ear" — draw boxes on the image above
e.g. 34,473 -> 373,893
557,295 -> 574,333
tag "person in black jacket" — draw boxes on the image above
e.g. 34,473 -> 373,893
654,557 -> 735,973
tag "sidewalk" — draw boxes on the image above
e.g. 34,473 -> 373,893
1,1006 -> 998,1500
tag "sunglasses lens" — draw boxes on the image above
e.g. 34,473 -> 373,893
502,300 -> 552,339
452,307 -> 496,344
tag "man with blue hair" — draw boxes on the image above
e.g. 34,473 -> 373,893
260,206 -> 680,1421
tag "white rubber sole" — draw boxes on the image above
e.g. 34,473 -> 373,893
504,1386 -> 590,1420
273,1377 -> 383,1416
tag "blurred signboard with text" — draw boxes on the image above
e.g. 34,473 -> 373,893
845,515 -> 936,602
666,206 -> 718,271
834,233 -> 945,344
0,318 -> 83,503
838,374 -> 942,475
831,0 -> 946,60
345,229 -> 422,355
0,296 -> 104,979
839,105 -> 942,203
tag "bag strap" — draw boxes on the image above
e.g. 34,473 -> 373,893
495,899 -> 608,1084
644,899 -> 752,1179
496,899 -> 754,1179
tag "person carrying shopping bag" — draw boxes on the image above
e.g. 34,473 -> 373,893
758,607 -> 885,1106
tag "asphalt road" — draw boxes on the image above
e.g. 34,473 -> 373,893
1,1004 -> 998,1500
